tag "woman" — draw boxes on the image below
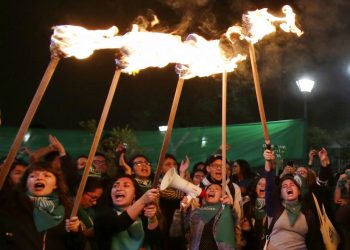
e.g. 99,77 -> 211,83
93,175 -> 160,250
231,159 -> 257,196
241,177 -> 267,250
0,161 -> 80,250
129,154 -> 154,194
185,183 -> 235,250
263,149 -> 324,250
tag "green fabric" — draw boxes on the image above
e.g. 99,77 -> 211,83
282,200 -> 302,227
198,203 -> 222,223
77,208 -> 94,229
198,204 -> 235,248
111,215 -> 144,250
0,119 -> 305,168
254,198 -> 266,220
27,193 -> 65,232
215,205 -> 235,248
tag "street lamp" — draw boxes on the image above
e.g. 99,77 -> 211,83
296,78 -> 315,120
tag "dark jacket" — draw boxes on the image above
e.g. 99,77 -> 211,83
0,190 -> 80,250
94,206 -> 161,250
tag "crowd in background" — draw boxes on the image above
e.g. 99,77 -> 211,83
0,134 -> 349,250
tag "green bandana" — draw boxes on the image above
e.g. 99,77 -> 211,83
254,198 -> 266,220
198,203 -> 236,248
27,193 -> 65,232
283,200 -> 301,227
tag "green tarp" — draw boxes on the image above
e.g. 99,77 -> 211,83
0,119 -> 305,168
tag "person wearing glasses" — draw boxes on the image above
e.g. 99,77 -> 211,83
78,177 -> 105,250
129,154 -> 154,194
201,155 -> 242,222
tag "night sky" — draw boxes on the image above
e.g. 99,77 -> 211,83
1,0 -> 350,131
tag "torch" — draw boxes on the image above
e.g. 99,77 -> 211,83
152,33 -> 247,187
227,5 -> 303,149
0,25 -> 121,189
0,49 -> 62,189
70,68 -> 121,217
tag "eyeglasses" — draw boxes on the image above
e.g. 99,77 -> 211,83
210,164 -> 222,170
85,192 -> 100,202
133,161 -> 151,167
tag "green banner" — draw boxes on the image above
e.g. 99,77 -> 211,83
0,119 -> 305,168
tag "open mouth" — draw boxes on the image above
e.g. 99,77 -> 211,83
259,189 -> 265,194
115,193 -> 125,201
287,190 -> 293,195
34,182 -> 45,190
207,193 -> 215,198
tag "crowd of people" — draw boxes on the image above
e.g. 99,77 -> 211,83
0,134 -> 349,250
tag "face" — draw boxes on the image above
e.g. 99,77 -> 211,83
280,179 -> 300,201
80,188 -> 103,208
93,155 -> 107,173
9,164 -> 27,186
232,162 -> 240,175
192,171 -> 205,185
205,184 -> 222,204
283,165 -> 296,175
162,158 -> 177,175
296,167 -> 308,179
132,156 -> 151,180
111,177 -> 136,210
256,178 -> 266,198
26,170 -> 57,196
207,159 -> 229,181
77,157 -> 87,170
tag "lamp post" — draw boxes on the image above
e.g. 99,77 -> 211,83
296,79 -> 315,120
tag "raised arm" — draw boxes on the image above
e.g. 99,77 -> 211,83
263,149 -> 281,217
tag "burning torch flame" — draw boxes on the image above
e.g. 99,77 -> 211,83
114,24 -> 246,77
50,25 -> 119,59
226,5 -> 303,44
175,34 -> 246,79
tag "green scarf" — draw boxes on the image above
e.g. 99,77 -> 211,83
254,198 -> 266,220
111,209 -> 145,250
282,200 -> 301,227
198,203 -> 236,248
77,207 -> 95,229
27,193 -> 65,232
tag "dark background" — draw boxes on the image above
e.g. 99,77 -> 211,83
1,0 -> 350,131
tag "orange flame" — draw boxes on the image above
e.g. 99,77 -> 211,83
226,5 -> 303,44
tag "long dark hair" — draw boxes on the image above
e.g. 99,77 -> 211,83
20,161 -> 73,209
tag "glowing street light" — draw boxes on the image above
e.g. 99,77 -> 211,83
296,79 -> 315,93
296,78 -> 315,120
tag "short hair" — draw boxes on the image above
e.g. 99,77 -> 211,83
20,161 -> 72,208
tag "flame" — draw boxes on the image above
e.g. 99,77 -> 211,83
50,25 -> 120,59
115,25 -> 187,73
226,5 -> 303,44
115,27 -> 246,78
175,34 -> 246,79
